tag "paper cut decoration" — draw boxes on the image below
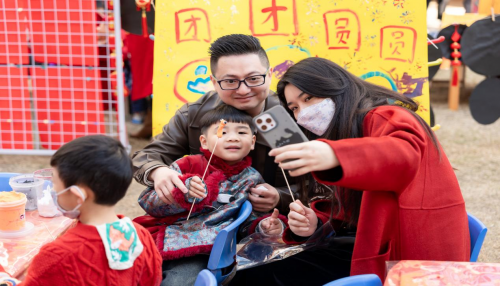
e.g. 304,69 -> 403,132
153,0 -> 430,135
469,78 -> 500,125
461,16 -> 500,124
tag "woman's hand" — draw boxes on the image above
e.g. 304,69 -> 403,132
269,141 -> 339,177
288,200 -> 318,237
248,184 -> 280,212
260,209 -> 283,236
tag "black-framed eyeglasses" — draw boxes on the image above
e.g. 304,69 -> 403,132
213,71 -> 268,90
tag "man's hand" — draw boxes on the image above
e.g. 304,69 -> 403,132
149,167 -> 189,205
288,200 -> 318,237
260,209 -> 283,236
248,183 -> 280,212
188,176 -> 207,199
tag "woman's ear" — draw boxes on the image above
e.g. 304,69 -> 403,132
200,134 -> 208,149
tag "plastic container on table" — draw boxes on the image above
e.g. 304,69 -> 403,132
0,191 -> 35,238
9,174 -> 44,211
33,168 -> 59,217
0,191 -> 27,231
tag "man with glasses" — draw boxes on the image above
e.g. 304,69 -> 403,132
132,34 -> 296,217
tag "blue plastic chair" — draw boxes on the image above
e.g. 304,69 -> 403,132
323,274 -> 382,286
0,173 -> 19,192
208,200 -> 252,284
195,269 -> 217,286
468,212 -> 488,262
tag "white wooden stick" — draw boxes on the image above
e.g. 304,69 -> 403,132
43,223 -> 56,241
280,167 -> 296,202
186,139 -> 219,221
427,37 -> 438,49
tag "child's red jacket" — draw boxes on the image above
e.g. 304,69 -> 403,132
18,217 -> 162,286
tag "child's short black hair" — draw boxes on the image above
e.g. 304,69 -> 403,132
208,34 -> 269,75
199,104 -> 256,135
50,135 -> 132,205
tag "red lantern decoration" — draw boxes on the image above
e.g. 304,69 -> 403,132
449,24 -> 462,111
135,0 -> 151,38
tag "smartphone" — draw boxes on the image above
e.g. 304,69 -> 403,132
253,105 -> 308,149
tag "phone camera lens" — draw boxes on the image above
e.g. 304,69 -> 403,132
256,118 -> 263,124
266,118 -> 272,123
262,125 -> 267,130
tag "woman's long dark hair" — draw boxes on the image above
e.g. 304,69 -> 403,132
276,57 -> 439,227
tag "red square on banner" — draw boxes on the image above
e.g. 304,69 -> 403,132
28,0 -> 98,67
31,66 -> 105,150
0,67 -> 33,149
0,0 -> 29,64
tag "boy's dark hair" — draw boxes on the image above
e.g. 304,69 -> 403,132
50,135 -> 132,205
199,104 -> 255,134
208,34 -> 270,75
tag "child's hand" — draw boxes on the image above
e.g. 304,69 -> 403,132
260,209 -> 283,236
189,176 -> 207,199
288,200 -> 318,237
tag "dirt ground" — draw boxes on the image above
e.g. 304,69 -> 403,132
1,84 -> 498,263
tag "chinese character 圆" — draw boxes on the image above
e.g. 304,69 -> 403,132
380,26 -> 416,63
175,8 -> 211,44
249,0 -> 298,37
323,9 -> 361,51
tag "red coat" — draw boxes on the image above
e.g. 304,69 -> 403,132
126,33 -> 154,101
19,217 -> 162,286
283,106 -> 470,280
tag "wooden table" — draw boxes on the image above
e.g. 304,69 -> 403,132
385,260 -> 500,285
0,211 -> 75,278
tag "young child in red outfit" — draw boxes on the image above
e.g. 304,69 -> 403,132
0,135 -> 162,286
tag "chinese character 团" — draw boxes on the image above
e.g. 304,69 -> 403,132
175,8 -> 211,44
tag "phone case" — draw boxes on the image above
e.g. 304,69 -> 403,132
253,105 -> 309,149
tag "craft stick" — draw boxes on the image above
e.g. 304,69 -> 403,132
43,223 -> 56,241
427,36 -> 445,46
431,124 -> 441,132
280,167 -> 296,202
492,7 -> 496,21
187,119 -> 227,221
427,37 -> 439,49
428,58 -> 443,67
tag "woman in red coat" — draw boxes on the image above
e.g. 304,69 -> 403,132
269,57 -> 470,281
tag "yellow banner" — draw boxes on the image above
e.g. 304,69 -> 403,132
153,0 -> 429,135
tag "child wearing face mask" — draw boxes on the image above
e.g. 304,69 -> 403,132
0,135 -> 162,286
134,104 -> 286,286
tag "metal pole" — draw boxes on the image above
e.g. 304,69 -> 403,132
112,0 -> 129,150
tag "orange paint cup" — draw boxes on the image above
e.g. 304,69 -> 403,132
0,191 -> 27,231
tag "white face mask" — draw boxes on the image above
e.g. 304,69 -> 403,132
54,185 -> 86,219
296,98 -> 335,136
